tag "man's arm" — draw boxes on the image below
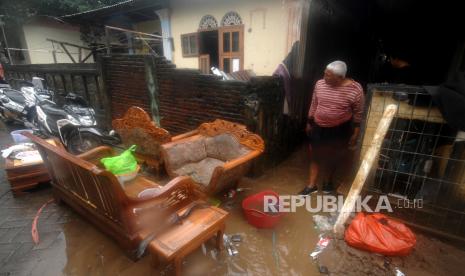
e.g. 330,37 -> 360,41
306,90 -> 318,135
308,90 -> 318,120
349,87 -> 365,148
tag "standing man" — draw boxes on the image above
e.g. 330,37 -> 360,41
299,61 -> 364,195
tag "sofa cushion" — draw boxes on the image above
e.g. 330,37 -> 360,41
164,136 -> 207,170
205,133 -> 251,161
174,157 -> 225,186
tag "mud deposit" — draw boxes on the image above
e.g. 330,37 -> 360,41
317,234 -> 465,276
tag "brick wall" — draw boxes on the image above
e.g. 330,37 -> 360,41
101,54 -> 297,165
101,55 -> 149,120
156,68 -> 248,135
103,55 -> 249,135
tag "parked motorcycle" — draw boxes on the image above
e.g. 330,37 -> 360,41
1,77 -> 119,154
0,86 -> 37,127
35,92 -> 120,154
0,77 -> 53,126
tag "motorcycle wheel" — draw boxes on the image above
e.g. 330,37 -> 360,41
0,110 -> 15,125
67,131 -> 102,154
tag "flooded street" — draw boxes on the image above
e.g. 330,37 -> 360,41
43,147 -> 320,276
2,121 -> 465,276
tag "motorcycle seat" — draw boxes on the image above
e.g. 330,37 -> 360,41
41,104 -> 68,116
4,89 -> 26,105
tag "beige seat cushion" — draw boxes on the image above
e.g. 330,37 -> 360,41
174,157 -> 225,186
205,133 -> 251,161
164,136 -> 207,170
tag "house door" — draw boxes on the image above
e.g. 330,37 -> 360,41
198,29 -> 219,74
219,25 -> 244,73
199,54 -> 210,74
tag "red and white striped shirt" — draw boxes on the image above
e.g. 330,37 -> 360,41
308,79 -> 364,127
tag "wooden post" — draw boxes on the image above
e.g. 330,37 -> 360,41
144,56 -> 161,126
60,43 -> 76,63
95,56 -> 111,128
105,27 -> 111,55
81,51 -> 93,63
51,42 -> 57,64
333,104 -> 398,236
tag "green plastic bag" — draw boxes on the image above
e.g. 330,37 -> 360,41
100,145 -> 138,175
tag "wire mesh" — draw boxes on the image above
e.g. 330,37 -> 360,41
362,84 -> 465,239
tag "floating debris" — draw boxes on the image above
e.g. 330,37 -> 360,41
310,234 -> 331,260
394,267 -> 405,276
312,215 -> 333,232
231,234 -> 242,243
223,234 -> 239,256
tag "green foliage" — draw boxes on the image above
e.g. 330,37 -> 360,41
0,0 -> 123,23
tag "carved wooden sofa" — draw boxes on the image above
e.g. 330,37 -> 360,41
24,133 -> 228,275
161,119 -> 265,195
112,106 -> 171,173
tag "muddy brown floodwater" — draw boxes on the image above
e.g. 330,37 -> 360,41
3,140 -> 465,275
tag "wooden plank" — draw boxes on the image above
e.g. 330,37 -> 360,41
144,56 -> 161,125
94,75 -> 103,110
82,75 -> 90,105
60,75 -> 68,93
333,104 -> 398,236
69,75 -> 75,92
60,43 -> 77,63
81,51 -> 94,63
46,38 -> 92,50
96,55 -> 111,127
4,64 -> 97,74
105,27 -> 111,55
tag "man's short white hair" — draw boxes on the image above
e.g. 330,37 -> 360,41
326,60 -> 347,78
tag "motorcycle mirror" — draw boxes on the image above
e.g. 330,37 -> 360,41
32,77 -> 45,90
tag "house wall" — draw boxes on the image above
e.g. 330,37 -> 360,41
170,0 -> 294,75
133,19 -> 162,35
22,18 -> 92,64
133,19 -> 163,55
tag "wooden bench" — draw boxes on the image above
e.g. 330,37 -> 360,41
24,133 -> 228,275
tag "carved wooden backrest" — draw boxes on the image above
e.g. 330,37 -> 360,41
27,134 -> 126,225
112,107 -> 171,157
198,119 -> 265,152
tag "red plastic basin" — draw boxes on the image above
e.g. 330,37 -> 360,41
242,190 -> 284,228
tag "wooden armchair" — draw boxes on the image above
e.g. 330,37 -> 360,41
112,106 -> 171,173
161,119 -> 265,195
24,133 -> 228,275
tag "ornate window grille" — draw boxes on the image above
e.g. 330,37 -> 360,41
221,11 -> 243,26
199,15 -> 218,30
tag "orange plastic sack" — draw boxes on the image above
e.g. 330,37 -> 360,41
345,213 -> 416,256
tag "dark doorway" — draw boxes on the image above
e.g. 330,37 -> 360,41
302,0 -> 463,88
199,30 -> 219,74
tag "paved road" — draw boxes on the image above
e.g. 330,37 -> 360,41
0,121 -> 76,275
